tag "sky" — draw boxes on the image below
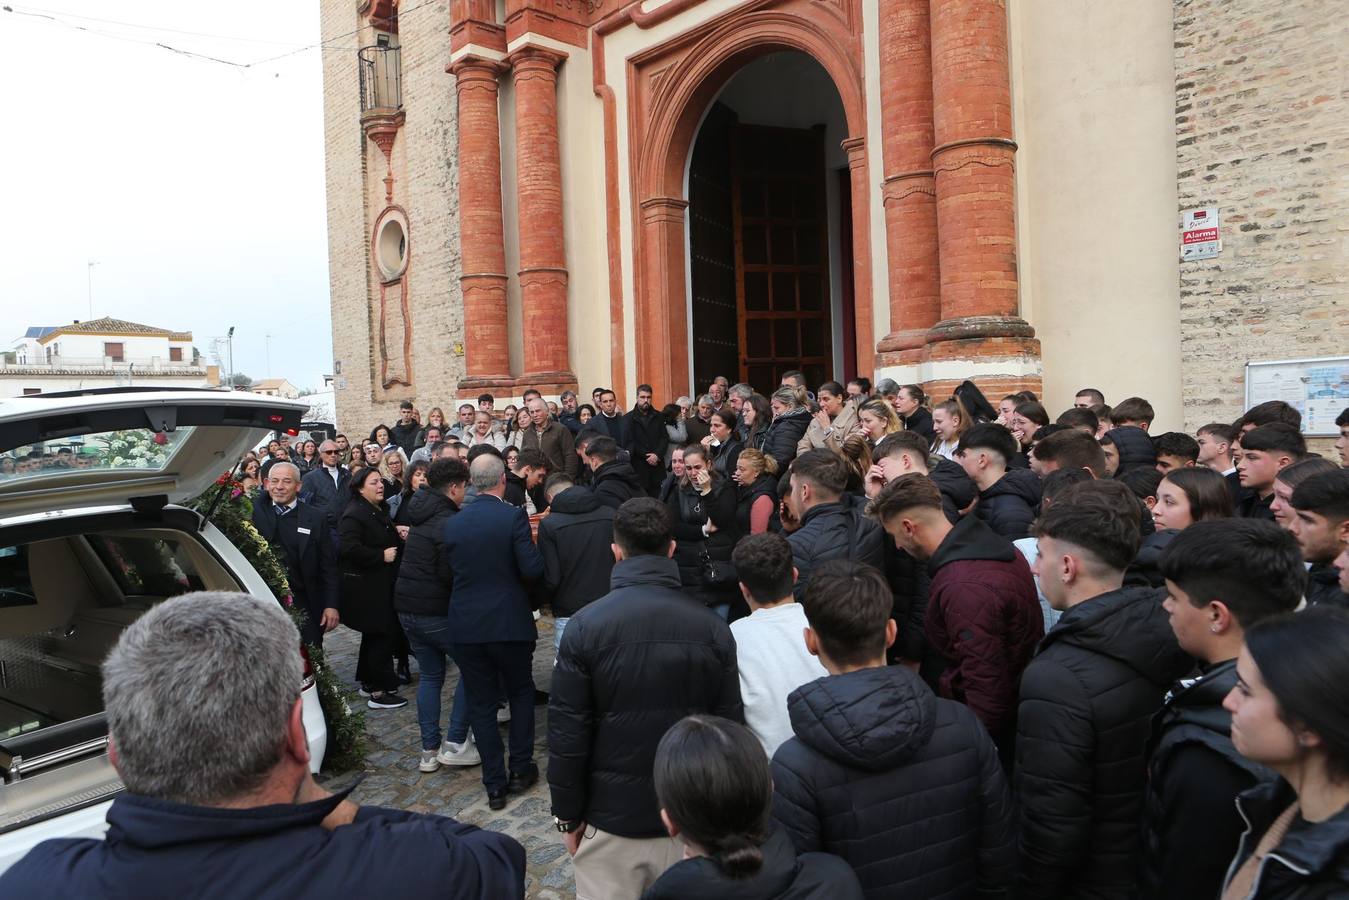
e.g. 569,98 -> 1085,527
1,3 -> 335,391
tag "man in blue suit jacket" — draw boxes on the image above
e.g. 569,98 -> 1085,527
443,454 -> 545,810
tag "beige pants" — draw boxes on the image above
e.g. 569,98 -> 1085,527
572,826 -> 684,900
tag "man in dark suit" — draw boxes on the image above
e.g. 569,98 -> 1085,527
590,389 -> 629,445
252,461 -> 340,646
623,384 -> 668,497
300,439 -> 350,530
443,454 -> 545,810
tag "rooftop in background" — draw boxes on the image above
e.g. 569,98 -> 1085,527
27,317 -> 193,345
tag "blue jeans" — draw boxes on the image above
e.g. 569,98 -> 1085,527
553,616 -> 570,652
398,612 -> 471,751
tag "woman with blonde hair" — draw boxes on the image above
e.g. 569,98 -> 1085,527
733,448 -> 781,535
931,398 -> 972,461
379,446 -> 410,512
855,398 -> 902,445
761,385 -> 812,469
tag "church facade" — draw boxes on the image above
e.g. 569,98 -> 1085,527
321,0 -> 1347,434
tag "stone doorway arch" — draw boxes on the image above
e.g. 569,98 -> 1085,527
628,0 -> 873,402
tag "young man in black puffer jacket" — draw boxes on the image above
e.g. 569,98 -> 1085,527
1140,520 -> 1302,900
771,559 -> 1015,900
586,436 -> 645,510
392,458 -> 482,772
536,474 -> 616,651
548,498 -> 743,900
1014,481 -> 1193,900
784,450 -> 885,599
957,424 -> 1042,540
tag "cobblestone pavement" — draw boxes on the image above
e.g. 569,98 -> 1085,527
318,620 -> 575,898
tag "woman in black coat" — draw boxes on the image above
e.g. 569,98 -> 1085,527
338,467 -> 406,709
666,444 -> 741,616
760,387 -> 812,470
702,407 -> 743,480
894,384 -> 936,445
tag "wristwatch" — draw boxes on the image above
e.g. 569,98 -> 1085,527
554,816 -> 582,834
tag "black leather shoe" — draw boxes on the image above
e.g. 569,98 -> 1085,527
487,790 -> 507,811
507,766 -> 539,795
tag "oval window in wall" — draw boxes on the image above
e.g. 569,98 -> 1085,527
374,208 -> 409,281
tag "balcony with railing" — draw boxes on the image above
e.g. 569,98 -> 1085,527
359,43 -> 402,115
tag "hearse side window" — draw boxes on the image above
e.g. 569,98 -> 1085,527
86,535 -> 205,598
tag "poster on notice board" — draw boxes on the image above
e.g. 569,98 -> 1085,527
1245,356 -> 1349,436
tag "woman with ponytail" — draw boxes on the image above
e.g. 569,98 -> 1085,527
642,715 -> 862,900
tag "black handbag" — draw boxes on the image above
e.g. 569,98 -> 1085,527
698,544 -> 739,588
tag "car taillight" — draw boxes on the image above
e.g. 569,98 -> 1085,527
299,644 -> 316,690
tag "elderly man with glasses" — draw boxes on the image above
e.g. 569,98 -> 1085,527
300,440 -> 351,532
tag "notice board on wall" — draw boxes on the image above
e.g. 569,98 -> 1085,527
1244,356 -> 1349,436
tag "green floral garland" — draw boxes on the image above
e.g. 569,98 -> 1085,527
188,474 -> 367,772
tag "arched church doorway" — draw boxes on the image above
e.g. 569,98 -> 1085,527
686,51 -> 853,396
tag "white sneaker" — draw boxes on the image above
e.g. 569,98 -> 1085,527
419,750 -> 440,773
496,705 -> 511,724
437,736 -> 482,767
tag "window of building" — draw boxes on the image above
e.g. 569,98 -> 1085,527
22,389 -> 40,396
104,343 -> 124,362
169,347 -> 183,362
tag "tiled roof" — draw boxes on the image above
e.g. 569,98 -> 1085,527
253,378 -> 290,390
38,317 -> 186,343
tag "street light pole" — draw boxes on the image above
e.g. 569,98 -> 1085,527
86,261 -> 98,319
227,326 -> 235,389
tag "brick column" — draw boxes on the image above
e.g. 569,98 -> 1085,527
508,45 -> 577,395
927,0 -> 1037,352
842,137 -> 876,379
450,56 -> 515,394
637,196 -> 691,403
876,0 -> 941,359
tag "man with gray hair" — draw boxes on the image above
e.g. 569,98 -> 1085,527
0,592 -> 526,898
253,460 -> 340,645
442,454 -> 546,810
300,439 -> 350,530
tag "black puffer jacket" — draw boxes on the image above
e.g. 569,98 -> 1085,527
771,666 -> 1016,900
931,456 -> 978,522
547,555 -> 743,838
1141,659 -> 1275,900
975,467 -> 1042,540
392,487 -> 458,617
1105,425 -> 1157,476
1015,585 -> 1194,900
761,409 -> 812,470
1128,527 -> 1178,588
786,493 -> 885,600
536,486 -> 615,619
641,827 -> 863,900
1224,779 -> 1349,899
1306,563 -> 1349,608
591,459 -> 645,509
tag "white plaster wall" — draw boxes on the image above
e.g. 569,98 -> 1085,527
1008,0 -> 1182,427
0,373 -> 210,398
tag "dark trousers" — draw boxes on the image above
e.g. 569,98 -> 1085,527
449,641 -> 536,793
295,596 -> 324,647
356,631 -> 398,693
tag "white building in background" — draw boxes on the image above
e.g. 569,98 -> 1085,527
0,317 -> 218,398
252,378 -> 301,399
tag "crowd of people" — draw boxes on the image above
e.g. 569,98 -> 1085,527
6,372 -> 1349,900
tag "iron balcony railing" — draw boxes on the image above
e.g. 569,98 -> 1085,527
358,44 -> 402,113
